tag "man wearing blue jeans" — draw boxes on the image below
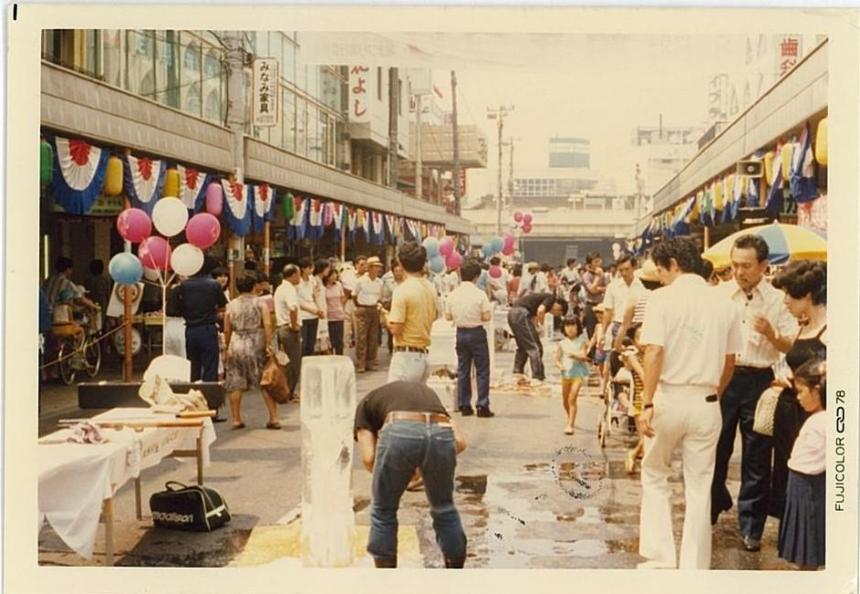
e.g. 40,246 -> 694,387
354,381 -> 468,568
445,259 -> 494,417
175,258 -> 227,381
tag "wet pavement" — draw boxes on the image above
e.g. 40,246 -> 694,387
38,347 -> 795,570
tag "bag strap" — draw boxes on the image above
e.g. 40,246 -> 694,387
165,481 -> 188,491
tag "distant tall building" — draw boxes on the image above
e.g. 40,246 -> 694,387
631,121 -> 703,201
548,136 -> 590,169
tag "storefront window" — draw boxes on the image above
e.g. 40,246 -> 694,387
202,47 -> 223,124
186,83 -> 202,117
281,37 -> 296,86
126,30 -> 155,96
180,33 -> 203,117
307,103 -> 321,162
319,67 -> 341,113
102,29 -> 123,88
156,31 -> 181,109
282,89 -> 296,153
295,97 -> 307,157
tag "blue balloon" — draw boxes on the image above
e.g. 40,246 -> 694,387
482,243 -> 495,258
109,252 -> 143,285
491,236 -> 504,253
423,237 -> 439,258
429,255 -> 445,274
477,269 -> 489,290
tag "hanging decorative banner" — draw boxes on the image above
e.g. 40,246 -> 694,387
220,179 -> 251,237
178,165 -> 209,212
747,176 -> 760,208
288,196 -> 308,240
384,213 -> 399,244
251,183 -> 276,232
323,202 -> 335,228
369,211 -> 385,245
51,136 -> 109,215
356,208 -> 369,238
306,198 -> 325,240
124,153 -> 167,216
790,124 -> 817,204
347,207 -> 358,232
331,203 -> 345,231
765,145 -> 785,217
796,192 -> 827,238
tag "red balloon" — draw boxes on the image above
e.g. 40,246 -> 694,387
186,213 -> 221,250
503,234 -> 515,248
513,211 -> 523,223
522,223 -> 532,234
489,265 -> 502,279
445,252 -> 463,270
116,208 -> 152,243
523,213 -> 533,224
502,243 -> 515,256
205,182 -> 223,216
138,236 -> 172,271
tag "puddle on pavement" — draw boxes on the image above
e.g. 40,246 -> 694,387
456,475 -> 488,496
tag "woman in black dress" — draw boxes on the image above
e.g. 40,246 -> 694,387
769,261 -> 826,519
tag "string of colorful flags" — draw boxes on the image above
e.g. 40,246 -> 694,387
41,133 -> 445,245
636,119 -> 826,253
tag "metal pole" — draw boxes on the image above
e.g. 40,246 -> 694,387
388,67 -> 399,188
496,112 -> 504,235
508,137 -> 514,209
416,93 -> 423,202
224,31 -> 246,295
263,221 -> 271,276
451,70 -> 461,215
122,187 -> 133,382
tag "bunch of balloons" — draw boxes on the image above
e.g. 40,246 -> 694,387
110,197 -> 221,286
480,233 -> 516,260
512,210 -> 534,234
424,235 -> 464,272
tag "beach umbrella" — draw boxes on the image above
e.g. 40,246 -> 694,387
702,222 -> 826,269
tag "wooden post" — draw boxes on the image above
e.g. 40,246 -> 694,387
263,221 -> 271,276
122,193 -> 133,382
703,226 -> 711,250
340,223 -> 347,262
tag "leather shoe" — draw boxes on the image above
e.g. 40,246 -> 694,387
711,502 -> 732,525
741,535 -> 761,552
459,406 -> 474,416
476,406 -> 495,418
444,556 -> 465,568
373,556 -> 397,568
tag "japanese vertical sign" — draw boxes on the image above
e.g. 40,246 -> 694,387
253,58 -> 279,127
349,65 -> 371,123
777,35 -> 802,77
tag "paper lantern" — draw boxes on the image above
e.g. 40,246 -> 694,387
40,138 -> 54,188
152,196 -> 189,237
763,151 -> 775,185
489,265 -> 502,279
438,236 -> 454,257
185,213 -> 221,249
445,252 -> 462,270
816,118 -> 828,166
163,168 -> 180,199
523,213 -> 533,224
102,155 -> 124,197
116,208 -> 152,243
108,252 -> 143,285
781,143 -> 794,179
429,255 -> 445,274
282,192 -> 295,220
205,182 -> 223,216
423,237 -> 439,258
513,211 -> 523,223
138,236 -> 172,271
170,243 -> 204,277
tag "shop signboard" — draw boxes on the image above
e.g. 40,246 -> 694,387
51,193 -> 124,216
777,35 -> 802,77
349,65 -> 372,123
253,58 -> 279,128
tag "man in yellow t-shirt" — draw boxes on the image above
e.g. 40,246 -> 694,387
381,242 -> 438,383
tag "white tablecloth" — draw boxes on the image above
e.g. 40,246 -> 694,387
38,409 -> 215,559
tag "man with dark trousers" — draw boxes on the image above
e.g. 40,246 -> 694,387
355,381 -> 467,568
507,292 -> 567,383
445,259 -> 494,417
176,257 -> 227,381
710,235 -> 796,551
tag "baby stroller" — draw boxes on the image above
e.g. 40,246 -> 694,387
596,351 -> 637,448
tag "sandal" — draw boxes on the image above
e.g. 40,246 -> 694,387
231,422 -> 246,430
564,426 -> 574,435
265,421 -> 282,430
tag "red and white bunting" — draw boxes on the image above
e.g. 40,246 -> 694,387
290,196 -> 307,226
357,209 -> 369,234
178,164 -> 205,209
127,154 -> 165,204
308,198 -> 324,227
370,211 -> 384,235
332,203 -> 344,230
55,137 -> 103,191
347,208 -> 358,231
384,213 -> 399,237
253,183 -> 274,219
221,179 -> 248,220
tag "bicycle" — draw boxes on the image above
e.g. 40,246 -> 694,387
53,309 -> 102,385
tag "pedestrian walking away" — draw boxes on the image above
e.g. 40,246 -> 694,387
175,257 -> 228,382
507,292 -> 567,383
710,235 -> 797,552
637,238 -> 742,570
445,259 -> 493,418
354,381 -> 468,568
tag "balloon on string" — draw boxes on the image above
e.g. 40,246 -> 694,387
152,197 -> 189,237
108,252 -> 143,285
423,237 -> 439,258
482,243 -> 496,259
523,213 -> 533,224
438,236 -> 454,257
503,233 -> 515,249
143,267 -> 161,282
205,182 -> 223,216
116,208 -> 152,243
185,213 -> 221,249
170,243 -> 204,277
522,223 -> 532,234
502,243 -> 516,256
513,211 -> 523,223
445,252 -> 463,270
138,236 -> 172,271
477,269 -> 489,290
489,265 -> 502,279
429,255 -> 445,274
491,236 -> 505,253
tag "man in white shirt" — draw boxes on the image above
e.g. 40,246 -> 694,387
353,256 -> 384,372
710,235 -> 797,552
603,255 -> 646,376
560,258 -> 582,301
518,262 -> 543,298
341,256 -> 367,350
274,264 -> 302,400
637,238 -> 742,570
486,257 -> 509,305
445,259 -> 494,417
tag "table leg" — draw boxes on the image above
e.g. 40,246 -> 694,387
196,434 -> 203,485
102,498 -> 114,566
134,478 -> 142,520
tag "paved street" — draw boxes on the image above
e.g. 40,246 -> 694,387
38,347 -> 792,570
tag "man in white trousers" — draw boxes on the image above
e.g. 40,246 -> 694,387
637,238 -> 742,569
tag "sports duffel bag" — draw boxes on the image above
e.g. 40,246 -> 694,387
149,481 -> 231,531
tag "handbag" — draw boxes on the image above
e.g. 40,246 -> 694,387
260,355 -> 290,404
753,385 -> 782,436
149,481 -> 230,531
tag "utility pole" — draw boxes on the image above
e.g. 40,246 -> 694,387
635,162 -> 644,228
507,136 -> 515,208
451,70 -> 461,215
223,31 -> 246,296
415,93 -> 423,201
388,67 -> 399,188
487,105 -> 514,235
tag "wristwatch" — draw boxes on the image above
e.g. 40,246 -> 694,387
643,403 -> 654,410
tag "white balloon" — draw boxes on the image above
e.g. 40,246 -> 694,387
143,267 -> 161,281
170,243 -> 204,277
152,197 -> 189,238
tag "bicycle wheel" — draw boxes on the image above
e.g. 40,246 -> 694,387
57,341 -> 77,385
84,338 -> 102,377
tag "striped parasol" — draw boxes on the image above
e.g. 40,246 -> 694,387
703,223 -> 826,269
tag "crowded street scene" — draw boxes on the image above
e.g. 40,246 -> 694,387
30,24 -> 837,576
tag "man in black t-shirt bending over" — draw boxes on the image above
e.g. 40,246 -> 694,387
507,292 -> 567,383
354,381 -> 467,568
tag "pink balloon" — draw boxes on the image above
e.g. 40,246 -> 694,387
116,208 -> 152,243
445,252 -> 463,270
138,236 -> 172,271
513,211 -> 523,223
186,213 -> 221,250
523,213 -> 533,224
503,233 -> 515,248
439,236 -> 454,257
502,243 -> 516,256
522,223 -> 532,234
489,265 -> 502,279
205,182 -> 223,216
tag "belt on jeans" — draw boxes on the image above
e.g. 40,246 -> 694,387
356,304 -> 378,308
393,346 -> 428,354
385,411 -> 450,425
734,366 -> 772,375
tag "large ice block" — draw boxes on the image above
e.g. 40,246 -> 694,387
300,355 -> 357,567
